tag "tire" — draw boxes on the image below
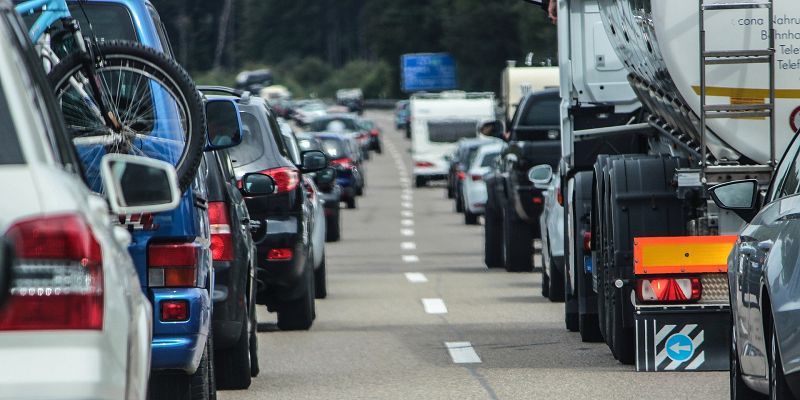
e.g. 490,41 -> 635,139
564,291 -> 579,331
770,315 -> 792,400
502,210 -> 534,272
575,172 -> 602,342
547,251 -> 565,302
325,211 -> 341,242
541,268 -> 550,298
484,207 -> 503,268
731,324 -> 763,399
356,185 -> 364,196
149,336 -> 213,400
207,332 -> 217,400
248,286 -> 260,378
314,254 -> 327,299
464,210 -> 479,225
214,312 -> 252,389
277,267 -> 315,331
415,176 -> 427,188
48,41 -> 205,193
455,188 -> 465,213
579,314 -> 603,342
346,197 -> 356,209
447,183 -> 454,199
610,287 -> 635,365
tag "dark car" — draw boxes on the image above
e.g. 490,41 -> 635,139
314,132 -> 365,209
709,134 -> 800,399
203,147 -> 259,389
308,114 -> 371,159
224,91 -> 327,331
359,118 -> 383,154
297,133 -> 342,242
336,88 -> 364,115
395,100 -> 410,131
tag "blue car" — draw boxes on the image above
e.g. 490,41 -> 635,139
314,132 -> 365,209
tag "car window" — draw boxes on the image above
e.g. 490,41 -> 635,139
480,151 -> 500,167
227,111 -> 265,166
769,133 -> 800,202
319,138 -> 347,159
264,107 -> 290,158
428,120 -> 477,143
775,155 -> 800,200
283,132 -> 301,165
147,5 -> 175,58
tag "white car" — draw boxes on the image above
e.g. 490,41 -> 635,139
461,143 -> 503,224
529,164 -> 565,302
0,8 -> 179,399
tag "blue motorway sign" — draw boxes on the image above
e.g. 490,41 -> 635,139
665,333 -> 694,362
401,53 -> 457,93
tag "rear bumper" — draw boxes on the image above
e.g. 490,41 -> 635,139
254,216 -> 308,300
0,332 -> 127,399
150,288 -> 210,373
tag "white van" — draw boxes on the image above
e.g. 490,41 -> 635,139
410,91 -> 495,187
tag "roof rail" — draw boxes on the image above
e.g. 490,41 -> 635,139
197,86 -> 252,103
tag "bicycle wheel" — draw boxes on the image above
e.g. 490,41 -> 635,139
48,41 -> 205,193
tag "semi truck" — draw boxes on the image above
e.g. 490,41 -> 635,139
504,0 -> 800,371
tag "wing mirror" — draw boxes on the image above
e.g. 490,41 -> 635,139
300,150 -> 329,173
0,238 -> 13,309
313,167 -> 336,186
240,173 -> 277,196
709,179 -> 760,222
205,99 -> 244,151
478,119 -> 505,140
100,154 -> 181,215
528,164 -> 554,190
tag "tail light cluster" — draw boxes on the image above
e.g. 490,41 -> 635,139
369,128 -> 380,137
148,242 -> 199,287
331,158 -> 354,170
636,277 -> 701,303
238,167 -> 300,194
416,161 -> 435,168
208,202 -> 233,262
456,171 -> 466,180
0,214 -> 104,331
471,174 -> 482,181
267,248 -> 293,260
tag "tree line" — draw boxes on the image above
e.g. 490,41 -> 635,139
152,0 -> 557,98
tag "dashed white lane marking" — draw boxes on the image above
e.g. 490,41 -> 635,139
445,342 -> 482,364
401,194 -> 413,201
401,229 -> 415,236
401,219 -> 414,226
401,241 -> 416,250
404,272 -> 428,283
402,255 -> 419,263
401,210 -> 414,218
422,298 -> 448,314
401,202 -> 413,209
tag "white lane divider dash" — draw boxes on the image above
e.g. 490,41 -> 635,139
401,202 -> 413,209
401,219 -> 414,226
401,241 -> 416,250
404,272 -> 428,283
401,194 -> 413,201
422,298 -> 448,314
445,342 -> 482,364
401,210 -> 414,218
401,229 -> 415,237
402,255 -> 419,263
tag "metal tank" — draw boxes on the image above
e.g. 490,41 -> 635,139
597,0 -> 800,165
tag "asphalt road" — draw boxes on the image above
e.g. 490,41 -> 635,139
221,110 -> 728,400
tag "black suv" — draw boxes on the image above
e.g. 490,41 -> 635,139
217,89 -> 327,331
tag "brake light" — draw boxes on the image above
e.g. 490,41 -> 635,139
331,158 -> 354,170
471,174 -> 482,181
636,277 -> 701,303
415,161 -> 435,168
260,167 -> 300,193
556,186 -> 563,206
370,129 -> 380,137
160,300 -> 189,322
0,214 -> 103,331
148,243 -> 199,287
532,196 -> 543,204
583,231 -> 592,252
208,202 -> 233,262
456,171 -> 466,180
267,248 -> 293,260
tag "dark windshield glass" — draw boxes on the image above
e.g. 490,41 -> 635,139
309,117 -> 360,132
227,112 -> 265,166
428,120 -> 476,143
519,97 -> 559,127
0,79 -> 24,165
480,152 -> 500,167
318,138 -> 348,159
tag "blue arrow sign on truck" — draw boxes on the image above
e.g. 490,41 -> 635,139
401,53 -> 457,93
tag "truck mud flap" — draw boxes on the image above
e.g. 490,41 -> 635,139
635,305 -> 730,372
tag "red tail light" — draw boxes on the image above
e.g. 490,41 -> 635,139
0,214 -> 103,331
161,300 -> 189,322
471,174 -> 482,181
260,167 -> 300,193
208,202 -> 233,262
331,158 -> 354,170
370,129 -> 380,137
556,186 -> 564,206
583,231 -> 592,252
532,196 -> 543,204
267,248 -> 294,260
148,243 -> 199,287
456,171 -> 466,180
636,277 -> 701,303
415,161 -> 435,168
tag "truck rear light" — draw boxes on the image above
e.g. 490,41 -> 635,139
471,174 -> 482,181
208,202 -> 233,262
415,161 -> 435,168
583,232 -> 592,252
0,214 -> 103,331
636,277 -> 701,303
456,171 -> 466,180
160,300 -> 189,322
148,243 -> 198,287
267,248 -> 293,260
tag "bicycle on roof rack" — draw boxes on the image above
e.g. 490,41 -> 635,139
15,0 -> 205,192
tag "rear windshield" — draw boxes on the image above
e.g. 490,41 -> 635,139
22,3 -> 137,46
428,120 -> 476,143
318,138 -> 348,159
297,138 -> 320,151
309,118 -> 360,132
0,80 -> 24,164
480,151 -> 500,167
227,112 -> 265,166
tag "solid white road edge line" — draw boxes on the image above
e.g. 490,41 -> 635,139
404,272 -> 428,283
402,255 -> 419,263
422,298 -> 448,314
445,342 -> 482,364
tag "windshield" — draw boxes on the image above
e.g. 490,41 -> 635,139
227,112 -> 265,166
428,120 -> 477,143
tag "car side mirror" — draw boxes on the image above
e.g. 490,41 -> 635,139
314,167 -> 336,186
240,173 -> 276,196
300,150 -> 328,173
528,164 -> 553,190
0,238 -> 13,309
100,154 -> 181,214
478,119 -> 505,140
205,99 -> 244,151
709,179 -> 760,222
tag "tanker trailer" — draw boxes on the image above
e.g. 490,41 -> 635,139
520,0 -> 800,371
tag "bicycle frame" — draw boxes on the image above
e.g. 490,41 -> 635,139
14,0 -> 71,43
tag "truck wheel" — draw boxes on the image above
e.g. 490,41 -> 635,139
149,335 -> 213,400
464,210 -> 479,225
574,171 -> 601,341
277,268 -> 315,331
484,206 -> 504,269
314,255 -> 327,299
215,311 -> 252,389
502,210 -> 534,272
415,176 -> 426,188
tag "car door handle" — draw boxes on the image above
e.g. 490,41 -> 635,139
758,240 -> 774,252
